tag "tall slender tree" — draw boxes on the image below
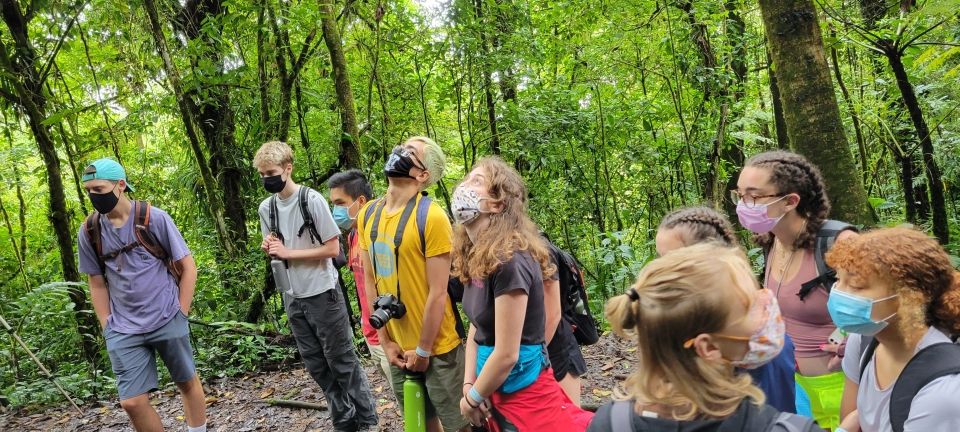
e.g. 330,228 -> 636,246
758,0 -> 875,225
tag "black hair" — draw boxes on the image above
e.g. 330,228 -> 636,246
327,169 -> 374,200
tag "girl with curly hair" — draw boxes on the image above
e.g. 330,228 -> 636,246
656,206 -> 798,415
734,151 -> 858,428
452,157 -> 593,431
587,243 -> 820,431
828,227 -> 960,432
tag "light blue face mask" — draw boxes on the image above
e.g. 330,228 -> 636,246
826,284 -> 898,336
332,201 -> 358,231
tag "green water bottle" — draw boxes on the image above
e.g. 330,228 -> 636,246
403,372 -> 426,432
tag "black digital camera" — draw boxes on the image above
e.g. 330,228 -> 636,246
369,294 -> 406,329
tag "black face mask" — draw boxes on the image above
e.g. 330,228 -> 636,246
89,185 -> 120,214
384,146 -> 425,179
262,174 -> 286,193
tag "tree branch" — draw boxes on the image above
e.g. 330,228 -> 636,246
899,13 -> 959,53
37,1 -> 89,85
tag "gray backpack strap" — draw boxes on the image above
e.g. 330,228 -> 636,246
609,400 -> 633,431
768,412 -> 816,432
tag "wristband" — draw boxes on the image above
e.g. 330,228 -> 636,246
835,429 -> 848,432
415,346 -> 431,358
462,382 -> 474,387
464,396 -> 479,409
468,387 -> 485,405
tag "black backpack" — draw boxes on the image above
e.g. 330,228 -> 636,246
83,200 -> 182,283
857,335 -> 960,432
546,241 -> 600,346
268,185 -> 324,245
762,219 -> 856,300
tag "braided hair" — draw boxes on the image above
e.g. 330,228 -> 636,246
659,206 -> 738,247
744,151 -> 831,250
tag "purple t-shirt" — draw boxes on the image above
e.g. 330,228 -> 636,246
77,205 -> 190,334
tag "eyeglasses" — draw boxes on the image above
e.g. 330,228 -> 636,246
395,146 -> 427,171
730,190 -> 783,208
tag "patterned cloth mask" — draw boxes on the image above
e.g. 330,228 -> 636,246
451,185 -> 489,225
686,288 -> 786,369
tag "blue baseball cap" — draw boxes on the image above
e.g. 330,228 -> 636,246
81,159 -> 135,192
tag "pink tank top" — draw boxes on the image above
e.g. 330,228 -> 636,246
765,249 -> 835,358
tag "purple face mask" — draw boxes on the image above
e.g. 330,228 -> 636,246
736,195 -> 788,234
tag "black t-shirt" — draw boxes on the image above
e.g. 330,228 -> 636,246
462,251 -> 546,346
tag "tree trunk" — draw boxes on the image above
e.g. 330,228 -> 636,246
829,27 -> 868,183
767,50 -> 790,149
174,0 -> 249,248
0,0 -> 100,367
474,0 -> 501,155
884,42 -> 948,243
319,0 -> 361,169
143,0 -> 236,256
758,0 -> 875,225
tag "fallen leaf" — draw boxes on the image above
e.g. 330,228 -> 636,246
374,385 -> 383,393
377,401 -> 395,414
205,396 -> 218,405
176,415 -> 184,421
259,388 -> 275,399
592,389 -> 612,398
601,362 -> 615,371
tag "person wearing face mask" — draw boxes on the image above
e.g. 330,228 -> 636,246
76,158 -> 208,432
733,151 -> 859,429
356,137 -> 469,432
655,206 -> 798,415
326,169 -> 394,394
451,157 -> 594,431
826,228 -> 960,432
253,142 -> 378,432
588,243 -> 821,432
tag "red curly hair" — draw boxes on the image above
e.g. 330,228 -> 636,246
826,227 -> 960,334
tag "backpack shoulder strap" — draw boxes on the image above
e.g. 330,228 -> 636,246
365,198 -> 383,246
609,400 -> 634,431
768,412 -> 815,432
84,211 -> 106,275
269,194 -> 282,243
415,193 -> 432,256
889,342 -> 960,432
859,335 -> 879,383
800,219 -> 857,299
132,201 -> 168,261
296,186 -> 323,244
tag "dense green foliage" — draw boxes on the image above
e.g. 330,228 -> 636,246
0,0 -> 958,409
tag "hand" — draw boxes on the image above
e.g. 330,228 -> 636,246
404,350 -> 430,372
180,303 -> 191,316
267,238 -> 291,260
839,409 -> 859,432
462,382 -> 475,398
383,341 -> 406,368
821,342 -> 843,371
459,397 -> 490,428
260,237 -> 271,253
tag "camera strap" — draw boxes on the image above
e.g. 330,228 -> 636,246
369,193 -> 421,304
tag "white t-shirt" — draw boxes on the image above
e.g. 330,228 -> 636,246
258,186 -> 339,298
843,327 -> 960,432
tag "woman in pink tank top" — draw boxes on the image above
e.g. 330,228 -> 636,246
733,150 -> 858,430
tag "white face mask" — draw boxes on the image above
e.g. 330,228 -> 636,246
451,185 -> 490,225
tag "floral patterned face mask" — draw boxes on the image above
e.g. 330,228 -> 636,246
685,288 -> 786,369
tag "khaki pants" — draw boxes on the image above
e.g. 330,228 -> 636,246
366,341 -> 395,395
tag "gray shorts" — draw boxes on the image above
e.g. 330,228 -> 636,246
104,310 -> 197,400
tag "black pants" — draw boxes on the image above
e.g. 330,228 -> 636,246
286,288 -> 378,431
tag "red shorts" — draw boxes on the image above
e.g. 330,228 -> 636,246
489,368 -> 594,432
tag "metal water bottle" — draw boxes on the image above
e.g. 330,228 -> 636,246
270,259 -> 291,294
403,372 -> 426,432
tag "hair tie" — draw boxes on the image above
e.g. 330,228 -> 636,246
627,288 -> 640,301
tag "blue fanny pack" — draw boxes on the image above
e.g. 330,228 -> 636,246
476,343 -> 548,394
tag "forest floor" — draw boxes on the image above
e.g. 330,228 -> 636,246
0,333 -> 634,431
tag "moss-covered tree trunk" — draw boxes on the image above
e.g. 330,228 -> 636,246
758,0 -> 875,226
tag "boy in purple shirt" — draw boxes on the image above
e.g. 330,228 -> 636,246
77,159 -> 207,432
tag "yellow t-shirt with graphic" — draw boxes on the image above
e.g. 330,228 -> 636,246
357,196 -> 460,355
